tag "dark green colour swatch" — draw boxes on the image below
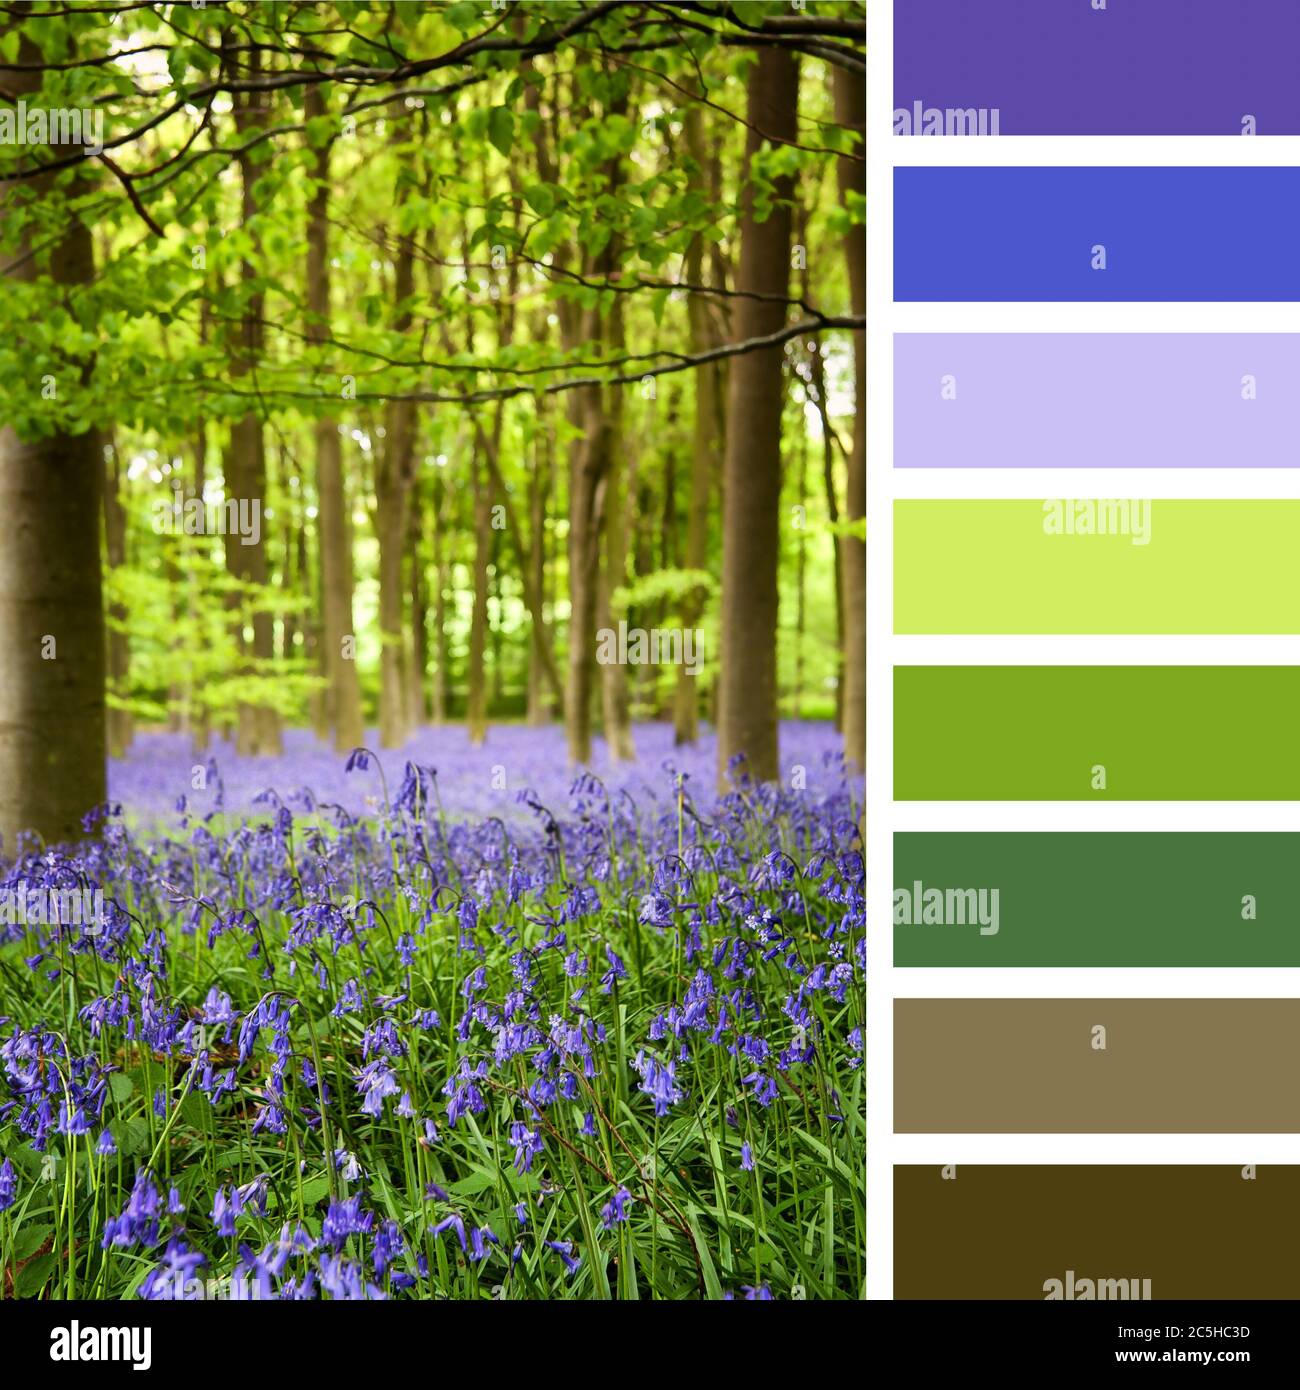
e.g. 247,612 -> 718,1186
894,832 -> 1300,966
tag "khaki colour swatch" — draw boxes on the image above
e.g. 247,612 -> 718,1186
895,999 -> 1300,1133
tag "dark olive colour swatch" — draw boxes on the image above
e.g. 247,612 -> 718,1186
893,832 -> 1300,966
895,1000 -> 1300,1133
894,666 -> 1300,801
895,1166 -> 1299,1300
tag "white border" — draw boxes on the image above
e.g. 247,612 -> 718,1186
866,2 -> 1300,1301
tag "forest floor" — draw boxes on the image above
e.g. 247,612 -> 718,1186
109,720 -> 851,825
2,721 -> 863,1299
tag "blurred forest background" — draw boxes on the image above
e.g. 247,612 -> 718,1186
0,0 -> 864,846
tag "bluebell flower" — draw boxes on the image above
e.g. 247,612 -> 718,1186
211,1185 -> 241,1238
322,1194 -> 374,1248
546,1239 -> 582,1276
600,1187 -> 632,1229
429,1212 -> 467,1253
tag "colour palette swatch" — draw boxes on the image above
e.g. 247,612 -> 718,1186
895,334 -> 1300,470
895,168 -> 1300,301
894,832 -> 1300,967
895,1167 -> 1299,1300
895,500 -> 1300,633
895,1 -> 1300,136
895,1000 -> 1300,1133
894,666 -> 1300,801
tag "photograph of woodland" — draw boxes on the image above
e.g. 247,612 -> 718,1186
0,1 -> 863,1302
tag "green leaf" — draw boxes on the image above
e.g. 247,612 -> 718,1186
686,1208 -> 723,1300
108,1072 -> 135,1102
16,1251 -> 57,1298
300,1175 -> 330,1206
487,106 -> 514,157
305,114 -> 336,150
179,1093 -> 208,1129
522,183 -> 556,217
12,1222 -> 52,1260
444,1 -> 479,32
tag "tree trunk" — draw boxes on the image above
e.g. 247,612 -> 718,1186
834,64 -> 866,772
567,368 -> 608,767
809,339 -> 845,731
597,305 -> 636,762
102,434 -> 133,758
407,477 -> 428,729
430,474 -> 449,725
674,108 -> 722,747
793,413 -> 807,720
717,49 -> 799,788
0,26 -> 106,848
526,405 -> 551,726
564,88 -> 627,767
190,308 -> 212,752
305,84 -> 365,752
375,225 -> 418,749
466,441 -> 491,746
226,38 -> 281,756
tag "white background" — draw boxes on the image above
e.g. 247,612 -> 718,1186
865,1 -> 1300,1299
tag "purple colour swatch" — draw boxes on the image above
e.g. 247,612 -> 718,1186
894,1 -> 1300,136
895,334 -> 1300,469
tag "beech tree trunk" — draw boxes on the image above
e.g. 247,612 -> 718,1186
674,108 -> 722,747
305,84 -> 364,752
407,481 -> 428,729
375,215 -> 418,748
567,364 -> 608,766
226,38 -> 282,757
809,338 -> 845,732
597,305 -> 636,762
564,89 -> 626,766
190,307 -> 211,752
717,49 -> 799,788
834,64 -> 866,772
103,434 -> 133,758
430,475 -> 449,725
465,440 -> 491,746
0,26 -> 106,849
525,403 -> 552,726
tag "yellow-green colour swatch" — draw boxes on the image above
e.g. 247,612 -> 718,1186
895,499 -> 1300,633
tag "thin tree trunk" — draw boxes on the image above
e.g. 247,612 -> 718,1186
466,440 -> 491,746
526,399 -> 551,726
674,108 -> 722,746
407,477 -> 428,728
597,304 -> 636,762
834,64 -> 866,772
375,206 -> 418,748
793,413 -> 808,720
718,49 -> 799,788
567,368 -> 608,766
226,38 -> 281,756
565,87 -> 627,766
430,474 -> 449,725
102,433 -> 133,758
809,339 -> 845,731
189,300 -> 212,752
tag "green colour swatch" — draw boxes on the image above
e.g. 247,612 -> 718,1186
894,832 -> 1300,965
895,499 -> 1300,634
894,665 -> 1300,800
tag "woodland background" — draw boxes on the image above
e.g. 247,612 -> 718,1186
0,0 -> 865,847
